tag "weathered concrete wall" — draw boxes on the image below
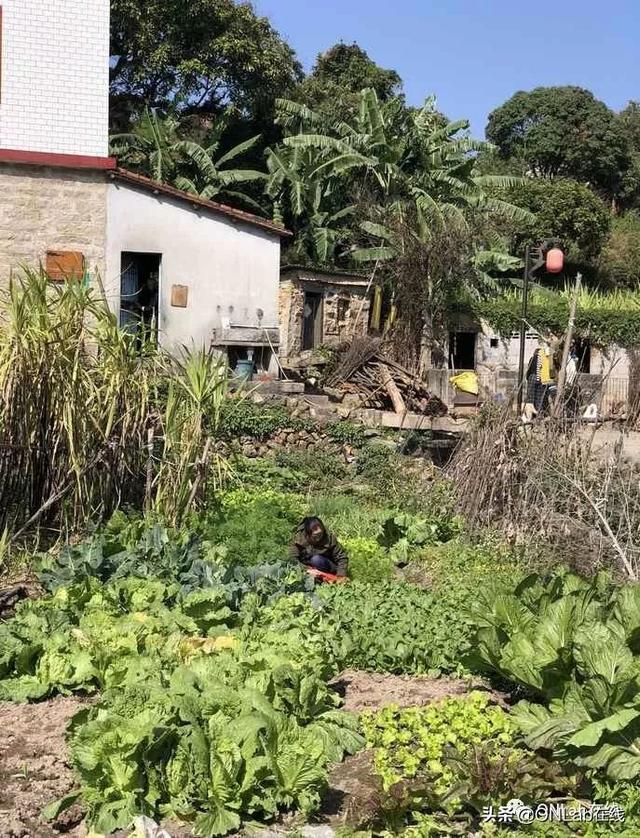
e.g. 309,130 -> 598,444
106,182 -> 281,353
0,164 -> 107,287
279,274 -> 372,358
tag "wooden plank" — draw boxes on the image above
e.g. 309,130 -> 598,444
379,363 -> 406,414
171,284 -> 189,307
45,250 -> 85,282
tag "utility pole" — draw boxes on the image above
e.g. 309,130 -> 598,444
516,241 -> 564,411
552,272 -> 582,417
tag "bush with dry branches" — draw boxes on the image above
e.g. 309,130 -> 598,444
447,405 -> 640,580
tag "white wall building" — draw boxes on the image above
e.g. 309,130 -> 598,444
0,0 -> 287,371
0,0 -> 109,158
105,171 -> 284,360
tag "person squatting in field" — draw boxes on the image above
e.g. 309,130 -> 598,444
290,516 -> 349,577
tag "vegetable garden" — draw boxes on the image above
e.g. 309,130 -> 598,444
2,276 -> 640,838
4,450 -> 640,838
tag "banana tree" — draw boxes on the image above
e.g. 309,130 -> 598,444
173,118 -> 268,213
110,108 -> 182,182
266,142 -> 363,264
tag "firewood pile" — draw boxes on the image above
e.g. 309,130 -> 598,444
325,338 -> 448,416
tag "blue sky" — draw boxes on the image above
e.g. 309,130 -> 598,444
256,0 -> 639,137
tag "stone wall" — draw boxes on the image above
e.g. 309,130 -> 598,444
323,287 -> 371,344
0,165 -> 108,289
279,275 -> 372,359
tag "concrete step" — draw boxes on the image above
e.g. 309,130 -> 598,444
301,394 -> 330,406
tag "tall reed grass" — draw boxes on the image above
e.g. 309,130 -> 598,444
0,268 -> 229,537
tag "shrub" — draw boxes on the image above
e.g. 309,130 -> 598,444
326,421 -> 366,446
274,449 -> 349,487
355,443 -> 396,479
220,399 -> 315,440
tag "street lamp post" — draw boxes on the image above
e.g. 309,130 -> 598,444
516,241 -> 564,411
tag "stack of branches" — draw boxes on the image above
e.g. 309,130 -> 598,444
447,403 -> 640,581
325,337 -> 447,416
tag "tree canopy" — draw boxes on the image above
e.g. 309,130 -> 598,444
486,86 -> 630,197
599,212 -> 640,289
503,178 -> 611,271
295,43 -> 403,120
110,0 -> 302,128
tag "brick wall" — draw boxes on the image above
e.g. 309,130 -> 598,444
0,165 -> 107,287
0,0 -> 110,157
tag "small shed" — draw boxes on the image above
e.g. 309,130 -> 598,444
279,265 -> 376,361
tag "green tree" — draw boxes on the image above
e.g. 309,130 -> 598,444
486,86 -> 630,197
504,178 -> 611,271
599,212 -> 640,288
110,108 -> 182,181
173,115 -> 267,213
110,0 -> 303,129
295,43 -> 402,120
266,140 -> 366,265
272,89 -> 528,366
111,108 -> 268,214
616,101 -> 640,210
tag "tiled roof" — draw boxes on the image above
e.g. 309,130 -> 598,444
110,168 -> 291,238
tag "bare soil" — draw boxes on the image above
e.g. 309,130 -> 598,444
0,697 -> 87,838
330,668 -> 499,712
0,671 -> 504,836
0,698 -> 199,838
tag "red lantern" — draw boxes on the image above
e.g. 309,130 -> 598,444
546,248 -> 564,274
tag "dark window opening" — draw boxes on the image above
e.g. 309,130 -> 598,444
448,331 -> 477,370
490,337 -> 499,349
574,338 -> 591,373
302,291 -> 323,350
120,252 -> 160,347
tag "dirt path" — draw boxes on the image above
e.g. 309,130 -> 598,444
0,697 -> 87,838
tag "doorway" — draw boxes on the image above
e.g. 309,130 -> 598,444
448,331 -> 477,370
120,252 -> 161,344
574,338 -> 591,373
302,291 -> 323,350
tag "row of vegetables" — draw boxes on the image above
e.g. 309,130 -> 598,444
3,511 -> 640,835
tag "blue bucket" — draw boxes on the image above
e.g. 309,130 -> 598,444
234,358 -> 254,380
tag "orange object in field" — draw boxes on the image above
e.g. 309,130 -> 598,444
546,248 -> 564,274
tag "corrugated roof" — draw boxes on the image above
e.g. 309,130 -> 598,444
110,168 -> 291,238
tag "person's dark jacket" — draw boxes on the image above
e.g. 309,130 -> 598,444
289,524 -> 349,576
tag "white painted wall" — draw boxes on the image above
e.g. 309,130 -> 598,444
0,0 -> 109,157
476,322 -> 541,373
105,183 -> 282,353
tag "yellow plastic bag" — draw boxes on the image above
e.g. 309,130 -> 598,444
450,371 -> 479,396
